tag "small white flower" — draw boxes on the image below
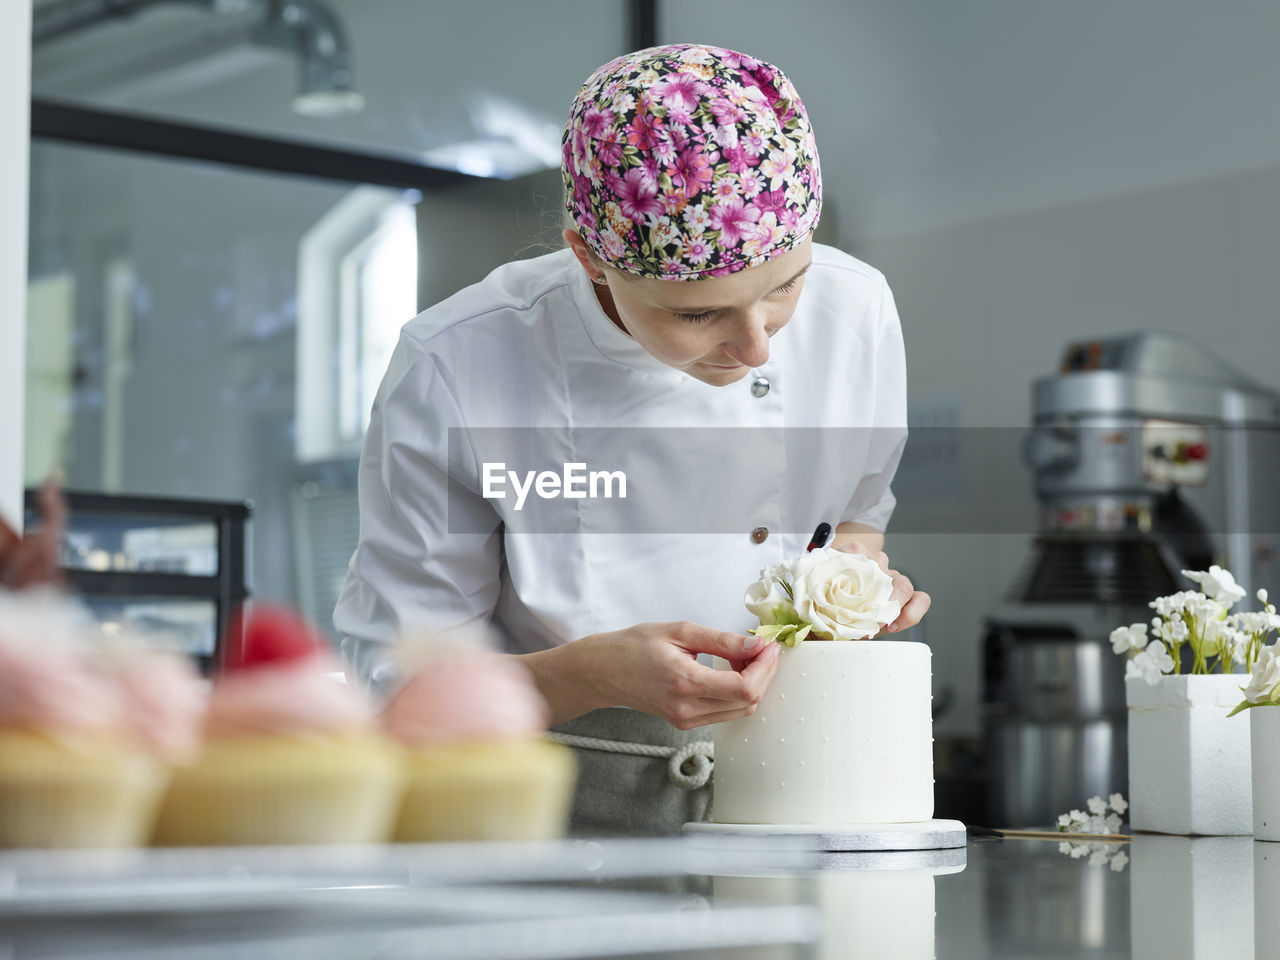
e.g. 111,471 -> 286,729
1067,809 -> 1087,824
1059,842 -> 1073,855
1168,618 -> 1188,642
1145,640 -> 1175,678
1110,851 -> 1129,872
1087,796 -> 1108,815
1244,645 -> 1280,705
1056,813 -> 1074,830
1182,566 -> 1247,607
1105,813 -> 1123,834
1088,850 -> 1110,867
1108,793 -> 1128,814
1069,844 -> 1089,859
1259,588 -> 1269,605
1110,623 -> 1147,654
1125,654 -> 1148,681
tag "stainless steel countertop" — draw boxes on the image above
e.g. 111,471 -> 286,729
1,833 -> 1271,958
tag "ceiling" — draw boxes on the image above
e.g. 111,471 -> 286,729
30,0 -> 629,177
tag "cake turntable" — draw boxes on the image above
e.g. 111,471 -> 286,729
683,818 -> 967,852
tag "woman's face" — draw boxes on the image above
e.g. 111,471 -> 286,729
566,232 -> 812,386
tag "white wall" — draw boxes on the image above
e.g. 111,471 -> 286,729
1,2 -> 32,527
665,0 -> 1280,735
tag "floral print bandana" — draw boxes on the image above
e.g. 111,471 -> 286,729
562,44 -> 822,281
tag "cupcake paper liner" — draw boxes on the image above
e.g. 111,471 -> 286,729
151,733 -> 404,846
0,730 -> 169,848
393,738 -> 576,843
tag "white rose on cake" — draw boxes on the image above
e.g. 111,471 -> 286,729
744,547 -> 901,645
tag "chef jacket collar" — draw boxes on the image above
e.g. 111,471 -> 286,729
569,257 -> 690,379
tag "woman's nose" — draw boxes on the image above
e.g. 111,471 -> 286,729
723,310 -> 771,368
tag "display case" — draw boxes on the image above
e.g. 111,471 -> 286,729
23,489 -> 251,674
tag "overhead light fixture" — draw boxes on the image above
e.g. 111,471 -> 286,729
34,0 -> 365,117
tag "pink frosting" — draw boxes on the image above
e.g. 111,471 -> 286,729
111,653 -> 207,763
0,639 -> 126,736
204,652 -> 376,739
381,651 -> 551,747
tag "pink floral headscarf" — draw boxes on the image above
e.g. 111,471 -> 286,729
562,44 -> 822,281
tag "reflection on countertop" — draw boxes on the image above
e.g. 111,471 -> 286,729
1,834 -> 1275,959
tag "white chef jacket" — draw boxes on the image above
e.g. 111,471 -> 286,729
334,243 -> 907,690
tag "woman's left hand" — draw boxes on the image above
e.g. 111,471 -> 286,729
832,540 -> 931,636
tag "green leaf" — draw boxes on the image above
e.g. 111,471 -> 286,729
1227,700 -> 1269,718
748,623 -> 790,642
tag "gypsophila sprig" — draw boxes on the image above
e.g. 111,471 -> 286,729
1058,842 -> 1129,872
1114,568 -> 1276,684
1057,793 -> 1127,836
1055,793 -> 1129,869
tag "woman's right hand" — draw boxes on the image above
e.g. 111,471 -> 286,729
523,621 -> 781,729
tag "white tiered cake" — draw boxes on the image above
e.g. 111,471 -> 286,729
710,640 -> 933,824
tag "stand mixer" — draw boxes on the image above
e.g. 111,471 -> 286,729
984,332 -> 1280,826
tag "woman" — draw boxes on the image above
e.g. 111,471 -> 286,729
335,44 -> 930,835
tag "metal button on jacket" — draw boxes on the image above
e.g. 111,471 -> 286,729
750,526 -> 769,544
750,376 -> 770,398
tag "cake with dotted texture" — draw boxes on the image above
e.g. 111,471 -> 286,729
710,640 -> 933,824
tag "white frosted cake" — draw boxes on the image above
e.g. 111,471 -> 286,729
710,640 -> 934,824
703,547 -> 939,829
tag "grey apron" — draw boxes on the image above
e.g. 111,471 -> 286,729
547,707 -> 714,837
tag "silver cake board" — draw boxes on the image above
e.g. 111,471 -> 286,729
683,818 -> 967,852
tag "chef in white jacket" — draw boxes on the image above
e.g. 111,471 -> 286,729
335,43 -> 930,835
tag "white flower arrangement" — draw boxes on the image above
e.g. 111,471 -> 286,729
1111,568 -> 1278,685
744,547 -> 901,645
1056,793 -> 1130,871
1228,596 -> 1280,717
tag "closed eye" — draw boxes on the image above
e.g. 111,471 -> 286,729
672,271 -> 806,323
675,309 -> 717,323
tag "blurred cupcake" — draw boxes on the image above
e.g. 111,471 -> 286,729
0,587 -> 169,848
151,604 -> 401,846
383,640 -> 576,842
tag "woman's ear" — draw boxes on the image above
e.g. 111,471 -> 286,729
562,229 -> 605,281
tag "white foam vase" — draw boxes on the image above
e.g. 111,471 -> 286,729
1251,706 -> 1280,841
1126,675 -> 1252,835
1130,836 -> 1254,960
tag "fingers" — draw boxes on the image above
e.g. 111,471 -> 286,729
0,480 -> 68,589
888,570 -> 913,607
669,621 -> 765,661
0,514 -> 17,553
885,591 -> 932,634
677,702 -> 762,729
695,641 -> 778,701
671,646 -> 782,729
39,480 -> 68,540
835,540 -> 891,573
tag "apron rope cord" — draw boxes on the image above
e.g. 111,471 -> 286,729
544,731 -> 715,789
